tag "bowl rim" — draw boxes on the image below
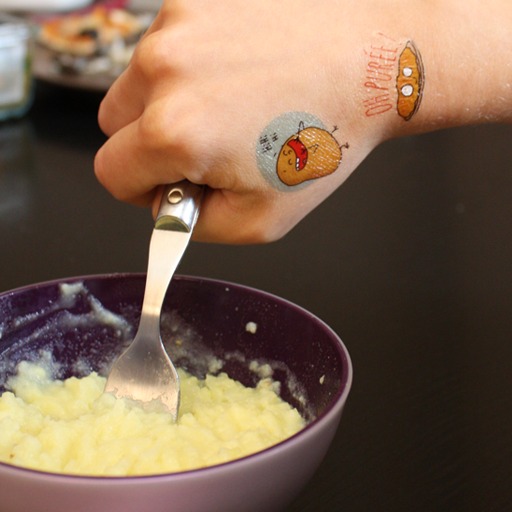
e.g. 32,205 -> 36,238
0,272 -> 353,482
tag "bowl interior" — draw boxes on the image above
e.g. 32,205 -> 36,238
0,274 -> 350,422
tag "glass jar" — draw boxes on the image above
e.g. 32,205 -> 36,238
0,14 -> 34,121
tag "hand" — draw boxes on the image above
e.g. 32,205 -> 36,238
95,0 -> 385,243
95,0 -> 512,244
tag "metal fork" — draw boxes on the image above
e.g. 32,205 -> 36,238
104,181 -> 204,420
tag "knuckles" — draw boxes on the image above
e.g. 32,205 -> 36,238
130,30 -> 189,84
130,33 -> 166,80
136,101 -> 219,184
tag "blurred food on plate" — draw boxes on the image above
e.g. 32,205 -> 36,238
40,6 -> 144,57
32,3 -> 154,89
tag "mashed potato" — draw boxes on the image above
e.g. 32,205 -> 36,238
0,362 -> 304,476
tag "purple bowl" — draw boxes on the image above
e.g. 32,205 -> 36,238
0,274 -> 352,512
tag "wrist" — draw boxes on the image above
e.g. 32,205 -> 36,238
350,0 -> 512,145
392,0 -> 512,138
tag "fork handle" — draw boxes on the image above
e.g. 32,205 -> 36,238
155,181 -> 204,232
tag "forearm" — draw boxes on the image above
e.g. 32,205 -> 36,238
375,0 -> 512,140
334,0 -> 512,146
418,0 -> 511,131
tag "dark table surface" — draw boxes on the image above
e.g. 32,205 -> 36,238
1,81 -> 512,512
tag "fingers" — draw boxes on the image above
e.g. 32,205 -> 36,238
97,8 -> 171,137
95,117 -> 185,207
94,0 -> 359,245
98,67 -> 146,138
95,87 -> 214,206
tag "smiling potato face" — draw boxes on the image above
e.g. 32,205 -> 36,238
277,127 -> 343,186
397,40 -> 424,121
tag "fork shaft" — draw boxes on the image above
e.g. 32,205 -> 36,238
138,181 -> 204,336
138,229 -> 190,335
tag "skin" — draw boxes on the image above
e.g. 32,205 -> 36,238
95,0 -> 512,244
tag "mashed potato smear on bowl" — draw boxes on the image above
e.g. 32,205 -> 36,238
0,362 -> 305,476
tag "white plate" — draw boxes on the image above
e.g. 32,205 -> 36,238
33,44 -> 117,91
0,0 -> 93,12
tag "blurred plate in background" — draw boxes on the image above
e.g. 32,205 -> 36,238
31,3 -> 154,91
0,0 -> 93,12
33,43 -> 120,91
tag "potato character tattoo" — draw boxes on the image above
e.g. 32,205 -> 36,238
256,112 -> 349,191
362,33 -> 425,121
396,40 -> 424,121
277,125 -> 348,186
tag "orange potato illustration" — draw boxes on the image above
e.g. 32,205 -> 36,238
276,127 -> 345,186
397,40 -> 425,121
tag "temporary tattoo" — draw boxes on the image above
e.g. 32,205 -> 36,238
363,32 -> 400,117
256,112 -> 349,190
396,40 -> 424,121
363,33 -> 425,121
